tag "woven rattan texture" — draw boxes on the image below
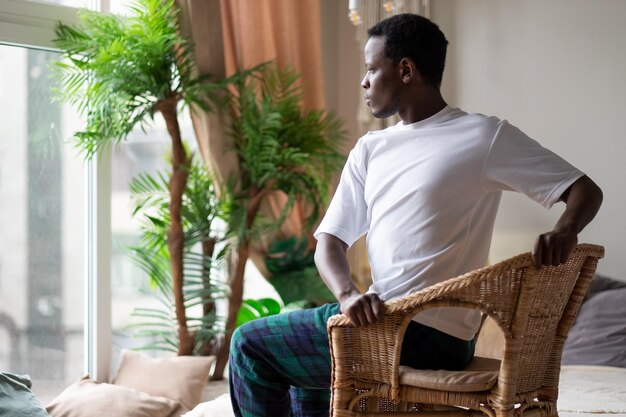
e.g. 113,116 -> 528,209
328,244 -> 604,417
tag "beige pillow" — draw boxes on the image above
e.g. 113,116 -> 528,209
113,349 -> 215,411
46,376 -> 179,417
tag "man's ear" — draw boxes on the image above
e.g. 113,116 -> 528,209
399,57 -> 418,84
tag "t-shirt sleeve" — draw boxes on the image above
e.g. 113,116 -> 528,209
314,139 -> 369,247
483,120 -> 584,209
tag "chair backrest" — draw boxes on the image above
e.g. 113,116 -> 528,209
509,244 -> 603,397
456,244 -> 604,401
401,244 -> 603,402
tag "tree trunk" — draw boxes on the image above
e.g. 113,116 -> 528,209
199,238 -> 219,357
211,183 -> 273,380
210,238 -> 249,380
158,96 -> 194,356
201,238 -> 216,318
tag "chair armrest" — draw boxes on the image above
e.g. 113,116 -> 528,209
327,309 -> 408,399
327,274 -> 490,399
328,252 -> 534,398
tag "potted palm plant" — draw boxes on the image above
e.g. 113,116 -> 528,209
53,0 -> 228,355
211,63 -> 346,379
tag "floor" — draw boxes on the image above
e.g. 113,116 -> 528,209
202,378 -> 230,401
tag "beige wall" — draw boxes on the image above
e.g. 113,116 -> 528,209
320,0 -> 363,154
431,0 -> 626,278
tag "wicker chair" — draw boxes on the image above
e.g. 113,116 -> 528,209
328,243 -> 604,417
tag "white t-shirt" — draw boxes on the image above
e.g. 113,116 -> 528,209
314,106 -> 584,341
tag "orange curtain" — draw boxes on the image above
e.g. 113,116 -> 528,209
220,0 -> 325,111
177,0 -> 327,275
221,0 -> 327,254
176,0 -> 234,185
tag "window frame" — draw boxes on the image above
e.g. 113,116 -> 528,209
0,0 -> 80,49
0,0 -> 113,382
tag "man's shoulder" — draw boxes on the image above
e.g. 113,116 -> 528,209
354,126 -> 395,147
355,108 -> 506,148
362,122 -> 402,137
452,108 -> 504,128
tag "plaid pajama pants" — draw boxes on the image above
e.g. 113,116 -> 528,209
229,303 -> 475,417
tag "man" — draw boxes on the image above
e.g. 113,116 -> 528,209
229,13 -> 602,417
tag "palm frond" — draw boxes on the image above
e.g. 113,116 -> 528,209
224,62 -> 347,240
127,246 -> 226,353
129,171 -> 170,216
52,0 -> 226,160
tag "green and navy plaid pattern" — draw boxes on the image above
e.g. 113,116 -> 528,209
229,303 -> 475,417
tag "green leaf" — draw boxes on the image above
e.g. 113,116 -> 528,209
223,62 -> 347,247
265,235 -> 314,274
235,302 -> 261,328
269,267 -> 336,307
52,0 -> 228,161
255,298 -> 282,316
235,297 -> 282,328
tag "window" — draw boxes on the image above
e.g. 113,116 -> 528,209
0,0 -> 278,396
0,0 -> 108,402
0,0 -> 204,393
0,43 -> 85,403
25,0 -> 88,7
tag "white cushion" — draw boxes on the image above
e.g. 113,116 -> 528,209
182,394 -> 234,417
399,356 -> 500,392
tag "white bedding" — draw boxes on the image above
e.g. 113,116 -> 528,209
184,365 -> 626,417
558,365 -> 626,416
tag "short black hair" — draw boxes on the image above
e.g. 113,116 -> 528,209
367,13 -> 448,88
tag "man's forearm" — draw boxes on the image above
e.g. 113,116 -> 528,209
314,233 -> 384,325
533,175 -> 603,266
314,233 -> 359,302
554,175 -> 603,234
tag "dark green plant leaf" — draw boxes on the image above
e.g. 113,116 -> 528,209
269,267 -> 336,307
265,235 -> 314,274
223,62 -> 347,243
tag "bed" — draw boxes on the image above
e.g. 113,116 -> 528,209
558,365 -> 626,416
475,274 -> 626,416
557,275 -> 626,416
186,368 -> 626,417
